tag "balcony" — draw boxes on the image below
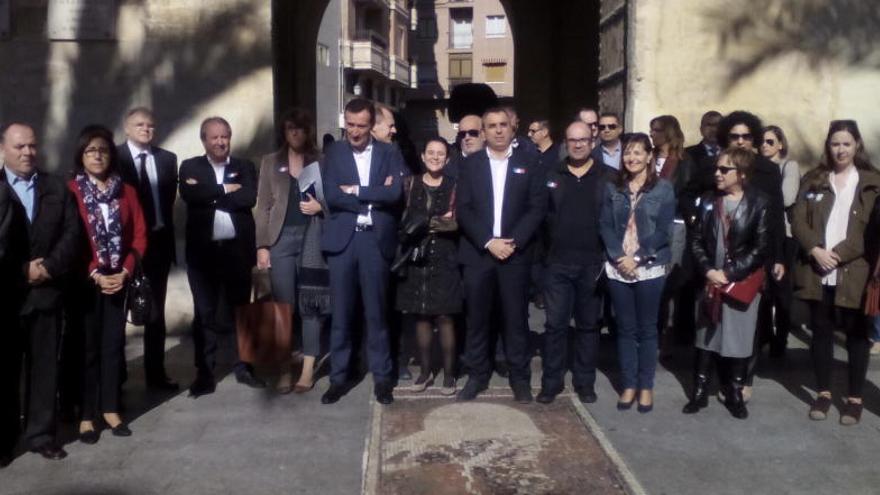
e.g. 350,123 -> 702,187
390,55 -> 411,87
354,28 -> 389,50
344,40 -> 391,77
354,0 -> 390,8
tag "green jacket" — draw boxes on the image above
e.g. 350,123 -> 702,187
791,167 -> 880,309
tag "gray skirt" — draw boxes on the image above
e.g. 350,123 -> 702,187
695,292 -> 761,358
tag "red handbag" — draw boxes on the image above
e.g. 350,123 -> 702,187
864,255 -> 880,316
722,269 -> 766,305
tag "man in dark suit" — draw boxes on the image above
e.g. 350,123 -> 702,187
321,98 -> 405,405
0,123 -> 81,462
116,107 -> 179,391
684,110 -> 722,179
456,108 -> 548,402
179,117 -> 261,397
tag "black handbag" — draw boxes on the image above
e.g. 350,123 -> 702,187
125,253 -> 155,326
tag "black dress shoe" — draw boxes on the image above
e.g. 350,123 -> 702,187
188,376 -> 216,398
110,423 -> 132,437
235,369 -> 267,389
512,383 -> 533,404
146,376 -> 180,391
30,444 -> 67,461
575,388 -> 598,404
494,361 -> 510,378
79,429 -> 100,444
456,379 -> 488,401
536,389 -> 559,404
375,383 -> 394,405
321,384 -> 347,404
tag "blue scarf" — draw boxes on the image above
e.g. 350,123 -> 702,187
75,173 -> 124,273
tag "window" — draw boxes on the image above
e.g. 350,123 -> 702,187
485,15 -> 506,38
449,53 -> 472,85
317,43 -> 330,67
484,63 -> 506,83
417,17 -> 437,39
449,8 -> 473,49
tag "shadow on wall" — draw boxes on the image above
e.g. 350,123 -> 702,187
705,0 -> 880,91
0,0 -> 276,171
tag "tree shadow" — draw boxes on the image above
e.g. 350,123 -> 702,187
705,0 -> 880,92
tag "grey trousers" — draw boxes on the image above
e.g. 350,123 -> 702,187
269,225 -> 324,356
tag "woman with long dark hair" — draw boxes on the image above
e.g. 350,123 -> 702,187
791,119 -> 880,426
683,147 -> 770,419
395,137 -> 462,395
68,125 -> 147,442
600,133 -> 676,413
254,107 -> 329,393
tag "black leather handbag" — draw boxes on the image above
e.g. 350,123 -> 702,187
125,253 -> 155,326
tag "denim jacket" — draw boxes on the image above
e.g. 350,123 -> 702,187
599,178 -> 676,267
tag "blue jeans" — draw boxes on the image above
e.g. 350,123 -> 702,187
872,315 -> 880,342
607,276 -> 666,390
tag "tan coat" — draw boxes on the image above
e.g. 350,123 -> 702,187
254,150 -> 323,249
790,167 -> 880,309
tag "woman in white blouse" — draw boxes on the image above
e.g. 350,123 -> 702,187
791,120 -> 880,426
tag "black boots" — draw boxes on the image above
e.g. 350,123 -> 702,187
682,350 -> 712,414
723,358 -> 749,419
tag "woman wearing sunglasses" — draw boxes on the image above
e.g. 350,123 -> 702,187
757,126 -> 801,359
684,147 -> 770,419
791,120 -> 880,426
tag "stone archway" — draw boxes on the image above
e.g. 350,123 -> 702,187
271,0 -> 601,138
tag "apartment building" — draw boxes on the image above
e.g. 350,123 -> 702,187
405,0 -> 514,143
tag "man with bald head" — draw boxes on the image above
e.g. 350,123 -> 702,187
445,114 -> 485,180
537,121 -> 617,405
0,123 -> 80,462
371,103 -> 397,144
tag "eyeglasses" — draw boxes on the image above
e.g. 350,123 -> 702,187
598,124 -> 619,131
566,137 -> 592,145
527,128 -> 542,134
83,147 -> 111,157
583,121 -> 598,128
457,129 -> 480,140
728,132 -> 754,142
763,138 -> 776,146
716,165 -> 737,175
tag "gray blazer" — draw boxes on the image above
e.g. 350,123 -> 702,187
254,150 -> 326,249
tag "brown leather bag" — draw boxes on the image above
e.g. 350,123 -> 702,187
236,269 -> 293,365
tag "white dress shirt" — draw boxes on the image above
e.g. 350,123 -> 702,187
823,166 -> 859,286
127,141 -> 164,230
353,140 -> 374,227
209,156 -> 237,240
488,145 -> 513,238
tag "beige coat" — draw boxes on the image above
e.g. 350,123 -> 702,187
254,150 -> 323,249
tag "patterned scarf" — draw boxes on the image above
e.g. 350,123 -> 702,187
622,191 -> 642,256
75,173 -> 123,273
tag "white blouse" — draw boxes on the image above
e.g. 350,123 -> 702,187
822,166 -> 859,286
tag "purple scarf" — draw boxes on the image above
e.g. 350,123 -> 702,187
75,173 -> 124,273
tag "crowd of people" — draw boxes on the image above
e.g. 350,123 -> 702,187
1,98 -> 878,467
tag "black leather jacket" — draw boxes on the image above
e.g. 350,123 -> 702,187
690,186 -> 770,282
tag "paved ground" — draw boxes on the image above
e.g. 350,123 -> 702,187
3,271 -> 880,494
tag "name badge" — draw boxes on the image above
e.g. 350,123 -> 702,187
704,202 -> 713,211
227,172 -> 239,179
546,181 -> 558,189
814,193 -> 824,201
278,166 -> 288,173
513,167 -> 526,174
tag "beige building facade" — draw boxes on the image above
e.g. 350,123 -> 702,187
404,0 -> 514,143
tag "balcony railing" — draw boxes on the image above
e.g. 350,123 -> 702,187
344,40 -> 391,77
390,56 -> 411,87
354,28 -> 389,50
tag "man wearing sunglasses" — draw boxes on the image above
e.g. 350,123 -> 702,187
591,113 -> 623,170
527,119 -> 559,171
446,114 -> 486,180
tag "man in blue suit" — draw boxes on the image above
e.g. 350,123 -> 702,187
456,108 -> 548,402
321,99 -> 405,405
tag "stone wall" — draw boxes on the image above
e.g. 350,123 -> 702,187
627,0 -> 880,165
0,0 -> 275,171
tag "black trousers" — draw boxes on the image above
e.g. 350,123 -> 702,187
16,309 -> 62,449
541,262 -> 603,393
462,261 -> 531,386
143,228 -> 174,381
187,241 -> 252,377
82,288 -> 127,420
811,287 -> 869,398
0,303 -> 23,454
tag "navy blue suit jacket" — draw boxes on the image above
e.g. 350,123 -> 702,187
457,147 -> 548,266
321,140 -> 405,260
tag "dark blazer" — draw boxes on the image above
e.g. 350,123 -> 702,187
690,186 -> 770,282
68,179 -> 148,275
457,147 -> 548,266
0,169 -> 81,312
178,156 -> 257,267
321,140 -> 406,260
